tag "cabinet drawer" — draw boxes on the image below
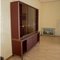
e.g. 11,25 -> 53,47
27,34 -> 37,51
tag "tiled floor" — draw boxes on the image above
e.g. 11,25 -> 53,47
8,36 -> 60,60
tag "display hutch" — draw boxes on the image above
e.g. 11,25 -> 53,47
10,1 -> 40,56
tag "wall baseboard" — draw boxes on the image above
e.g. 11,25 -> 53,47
6,55 -> 13,60
40,35 -> 60,37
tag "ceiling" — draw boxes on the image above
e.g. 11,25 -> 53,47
40,0 -> 60,2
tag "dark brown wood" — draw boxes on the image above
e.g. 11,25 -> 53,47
11,1 -> 22,56
10,1 -> 39,57
27,33 -> 38,51
12,40 -> 21,55
11,2 -> 19,39
37,32 -> 40,41
36,9 -> 38,31
22,40 -> 27,54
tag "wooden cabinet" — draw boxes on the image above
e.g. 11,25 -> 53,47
11,1 -> 21,56
27,33 -> 37,51
12,40 -> 21,55
11,1 -> 40,56
21,32 -> 39,54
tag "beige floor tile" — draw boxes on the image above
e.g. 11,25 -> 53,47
8,36 -> 60,60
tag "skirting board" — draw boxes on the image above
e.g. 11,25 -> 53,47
6,55 -> 13,60
40,34 -> 60,37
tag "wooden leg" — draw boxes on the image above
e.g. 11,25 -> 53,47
21,41 -> 23,60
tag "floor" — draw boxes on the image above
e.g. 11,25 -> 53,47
8,36 -> 60,60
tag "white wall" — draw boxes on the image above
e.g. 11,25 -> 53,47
0,0 -> 1,56
1,0 -> 40,59
40,1 -> 60,35
1,0 -> 12,59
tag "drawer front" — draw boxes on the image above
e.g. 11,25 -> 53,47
27,34 -> 37,51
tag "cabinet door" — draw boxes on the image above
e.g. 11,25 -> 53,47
20,3 -> 28,37
27,33 -> 37,51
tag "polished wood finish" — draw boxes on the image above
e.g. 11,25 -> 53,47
11,2 -> 19,39
11,1 -> 21,56
12,40 -> 21,55
36,10 -> 38,31
11,1 -> 39,56
27,33 -> 38,51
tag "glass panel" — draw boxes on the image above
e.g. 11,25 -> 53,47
20,4 -> 36,37
27,7 -> 36,33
